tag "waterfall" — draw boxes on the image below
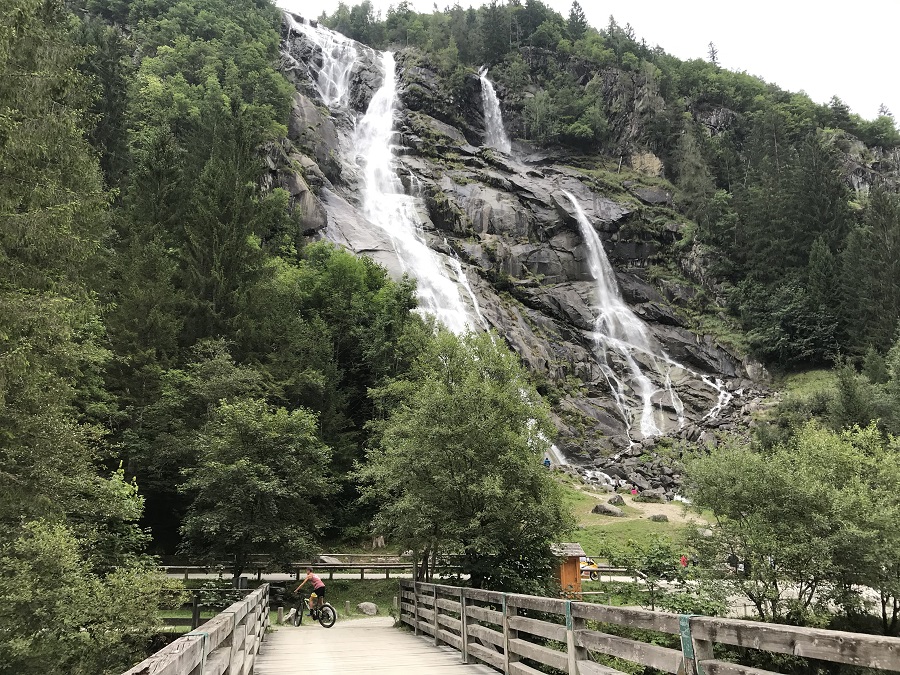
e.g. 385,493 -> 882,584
285,14 -> 359,107
563,191 -> 686,439
285,15 -> 478,334
353,52 -> 474,334
479,68 -> 512,154
447,243 -> 490,331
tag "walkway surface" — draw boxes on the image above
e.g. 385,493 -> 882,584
254,616 -> 497,674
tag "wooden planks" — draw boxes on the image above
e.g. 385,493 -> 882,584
253,617 -> 497,674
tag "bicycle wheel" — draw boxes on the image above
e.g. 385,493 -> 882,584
589,571 -> 599,581
318,603 -> 336,628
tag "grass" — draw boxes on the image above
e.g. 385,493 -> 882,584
776,369 -> 836,398
555,471 -> 692,558
273,578 -> 402,621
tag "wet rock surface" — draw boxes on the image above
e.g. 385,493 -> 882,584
278,17 -> 771,471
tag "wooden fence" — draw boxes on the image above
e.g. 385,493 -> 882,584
399,580 -> 900,675
122,584 -> 269,675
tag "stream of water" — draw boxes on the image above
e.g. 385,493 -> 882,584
479,67 -> 512,154
287,15 -> 477,334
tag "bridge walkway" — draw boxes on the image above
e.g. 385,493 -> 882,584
254,616 -> 497,675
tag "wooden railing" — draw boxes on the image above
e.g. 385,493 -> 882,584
122,584 -> 269,675
399,580 -> 900,675
164,561 -> 461,580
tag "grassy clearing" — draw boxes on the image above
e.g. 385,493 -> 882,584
556,471 -> 695,558
776,369 -> 836,398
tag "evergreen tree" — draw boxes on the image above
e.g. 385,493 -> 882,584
480,0 -> 508,65
567,1 -> 587,40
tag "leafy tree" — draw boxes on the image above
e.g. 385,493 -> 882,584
685,423 -> 900,630
359,330 -> 572,593
0,521 -> 176,675
179,398 -> 333,582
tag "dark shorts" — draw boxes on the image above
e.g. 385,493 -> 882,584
313,586 -> 325,599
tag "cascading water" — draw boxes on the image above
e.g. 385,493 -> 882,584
285,15 -> 479,334
564,191 -> 686,439
352,52 -> 475,334
479,68 -> 512,154
284,14 -> 358,107
281,15 -> 736,451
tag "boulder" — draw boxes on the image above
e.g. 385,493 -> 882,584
630,186 -> 673,206
634,488 -> 666,503
357,602 -> 378,616
649,514 -> 669,522
279,169 -> 327,235
608,494 -> 624,506
591,503 -> 624,517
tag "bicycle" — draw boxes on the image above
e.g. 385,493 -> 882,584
292,591 -> 336,628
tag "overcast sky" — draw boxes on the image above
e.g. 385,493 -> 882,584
277,0 -> 899,122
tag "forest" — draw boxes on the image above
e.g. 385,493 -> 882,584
1,0 -> 899,671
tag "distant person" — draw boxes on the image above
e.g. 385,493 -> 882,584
543,457 -> 551,468
630,486 -> 638,496
294,567 -> 326,610
680,555 -> 688,568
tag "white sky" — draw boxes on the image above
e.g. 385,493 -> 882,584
277,0 -> 899,122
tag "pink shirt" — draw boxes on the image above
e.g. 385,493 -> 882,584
307,573 -> 325,589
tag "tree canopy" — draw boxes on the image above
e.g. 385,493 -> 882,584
359,331 -> 573,593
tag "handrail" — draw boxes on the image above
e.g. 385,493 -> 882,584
398,580 -> 900,675
164,561 -> 462,580
121,584 -> 269,675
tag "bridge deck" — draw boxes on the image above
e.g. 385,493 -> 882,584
254,616 -> 497,674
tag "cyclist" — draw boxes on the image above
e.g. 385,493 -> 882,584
294,567 -> 326,612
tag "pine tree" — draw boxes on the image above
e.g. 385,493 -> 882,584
567,1 -> 588,40
708,41 -> 719,66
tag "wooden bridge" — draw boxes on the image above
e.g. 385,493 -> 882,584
122,581 -> 900,675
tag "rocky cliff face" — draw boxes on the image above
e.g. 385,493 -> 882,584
274,15 -> 768,482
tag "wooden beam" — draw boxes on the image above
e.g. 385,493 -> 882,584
468,642 -> 505,670
508,637 -> 568,671
700,659 -> 783,675
466,605 -> 503,625
468,624 -> 504,648
508,615 -> 567,642
572,604 -> 682,635
690,616 -> 900,670
577,659 -> 632,675
576,629 -> 684,673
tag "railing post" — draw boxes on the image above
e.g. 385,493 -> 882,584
502,594 -> 518,674
679,614 -> 713,675
566,600 -> 587,674
433,586 -> 439,646
191,593 -> 201,630
459,587 -> 469,664
413,582 -> 420,635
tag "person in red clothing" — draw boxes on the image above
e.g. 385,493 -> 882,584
294,567 -> 326,610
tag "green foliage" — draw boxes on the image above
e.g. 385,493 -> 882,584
685,424 -> 900,632
0,521 -> 172,675
359,331 -> 573,593
179,398 -> 333,580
